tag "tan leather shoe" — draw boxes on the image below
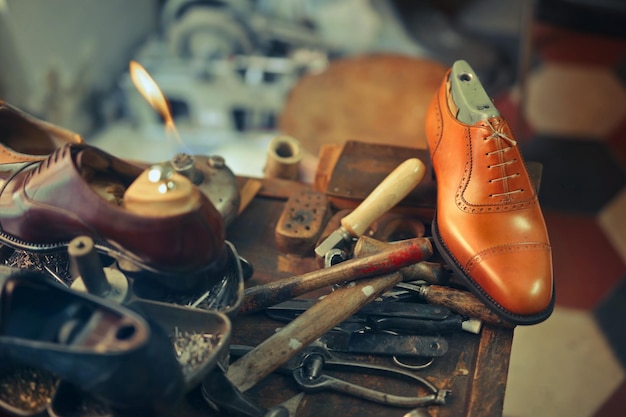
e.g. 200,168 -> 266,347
425,60 -> 554,325
0,100 -> 83,163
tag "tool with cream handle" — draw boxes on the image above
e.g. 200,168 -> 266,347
314,158 -> 426,258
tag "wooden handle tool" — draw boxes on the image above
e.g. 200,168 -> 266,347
227,271 -> 403,392
240,237 -> 433,314
411,284 -> 515,328
353,236 -> 449,285
314,158 -> 426,257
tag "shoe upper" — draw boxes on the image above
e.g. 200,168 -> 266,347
426,69 -> 553,318
0,101 -> 83,163
0,144 -> 226,275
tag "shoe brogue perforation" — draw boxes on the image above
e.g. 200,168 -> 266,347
429,92 -> 444,157
465,242 -> 552,273
455,119 -> 537,214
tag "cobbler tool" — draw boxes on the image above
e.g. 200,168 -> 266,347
315,331 -> 448,359
275,188 -> 331,256
240,237 -> 433,314
0,268 -> 185,414
314,158 -> 426,258
69,236 -> 129,303
398,282 -> 515,328
227,270 -> 404,392
171,153 -> 241,226
267,298 -> 482,335
354,236 -> 449,285
324,247 -> 347,267
264,135 -> 303,181
228,344 -> 450,408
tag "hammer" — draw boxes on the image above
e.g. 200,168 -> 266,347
353,236 -> 449,285
314,158 -> 426,258
227,270 -> 404,392
240,237 -> 433,314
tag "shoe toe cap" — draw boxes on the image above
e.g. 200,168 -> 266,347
468,244 -> 554,317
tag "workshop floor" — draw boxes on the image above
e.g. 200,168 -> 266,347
496,23 -> 626,417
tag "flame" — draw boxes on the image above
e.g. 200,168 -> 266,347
129,60 -> 184,147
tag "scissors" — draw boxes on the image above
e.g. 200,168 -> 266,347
229,343 -> 451,409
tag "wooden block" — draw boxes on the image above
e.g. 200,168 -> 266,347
275,189 -> 331,256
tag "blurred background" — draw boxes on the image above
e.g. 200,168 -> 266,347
0,1 -> 625,416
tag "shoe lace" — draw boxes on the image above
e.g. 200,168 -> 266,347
483,119 -> 523,198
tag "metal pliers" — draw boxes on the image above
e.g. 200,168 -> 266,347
229,343 -> 451,408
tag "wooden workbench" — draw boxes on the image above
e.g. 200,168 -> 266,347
221,174 -> 514,417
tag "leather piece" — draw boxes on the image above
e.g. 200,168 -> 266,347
426,69 -> 554,320
0,144 -> 225,275
0,101 -> 83,163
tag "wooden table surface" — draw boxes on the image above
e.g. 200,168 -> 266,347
219,177 -> 514,417
0,173 -> 513,417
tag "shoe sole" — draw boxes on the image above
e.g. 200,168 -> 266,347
431,211 -> 555,325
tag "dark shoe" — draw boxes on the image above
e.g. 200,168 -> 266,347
0,143 -> 226,279
0,101 -> 83,163
0,266 -> 185,414
425,60 -> 554,325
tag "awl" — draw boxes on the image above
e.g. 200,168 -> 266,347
314,158 -> 426,258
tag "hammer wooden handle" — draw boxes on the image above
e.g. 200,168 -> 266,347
353,236 -> 448,285
241,237 -> 433,314
341,158 -> 426,237
227,271 -> 403,392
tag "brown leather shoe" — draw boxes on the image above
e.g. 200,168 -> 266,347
0,144 -> 225,282
0,101 -> 83,163
425,60 -> 554,325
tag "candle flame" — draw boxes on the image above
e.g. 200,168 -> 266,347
129,60 -> 184,147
